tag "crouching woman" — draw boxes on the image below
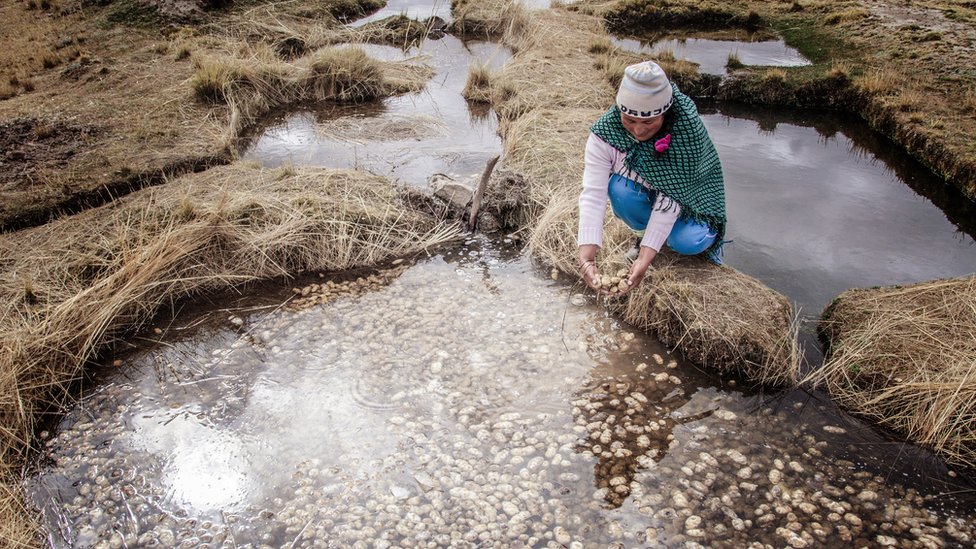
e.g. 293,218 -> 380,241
577,60 -> 727,294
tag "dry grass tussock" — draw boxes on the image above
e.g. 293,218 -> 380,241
452,0 -> 534,46
477,7 -> 612,120
191,45 -> 432,139
0,164 -> 461,536
805,276 -> 976,469
504,107 -> 798,384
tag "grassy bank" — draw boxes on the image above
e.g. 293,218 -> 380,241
807,276 -> 976,470
0,0 -> 433,230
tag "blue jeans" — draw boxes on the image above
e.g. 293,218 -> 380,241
608,173 -> 717,255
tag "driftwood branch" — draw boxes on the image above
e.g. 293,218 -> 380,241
467,155 -> 499,231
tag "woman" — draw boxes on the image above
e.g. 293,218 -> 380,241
577,60 -> 726,294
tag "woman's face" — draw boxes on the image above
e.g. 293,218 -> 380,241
620,112 -> 664,142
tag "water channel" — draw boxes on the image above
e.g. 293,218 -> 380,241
612,36 -> 811,75
27,5 -> 976,549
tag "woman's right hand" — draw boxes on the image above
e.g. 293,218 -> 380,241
580,259 -> 603,292
579,245 -> 606,293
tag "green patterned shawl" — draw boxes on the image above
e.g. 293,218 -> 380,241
591,84 -> 727,259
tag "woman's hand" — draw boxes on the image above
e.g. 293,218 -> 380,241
622,246 -> 657,293
578,245 -> 605,293
579,260 -> 604,292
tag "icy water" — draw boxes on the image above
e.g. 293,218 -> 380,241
613,37 -> 811,75
27,5 -> 976,549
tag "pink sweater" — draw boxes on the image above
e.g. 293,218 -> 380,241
578,134 -> 680,251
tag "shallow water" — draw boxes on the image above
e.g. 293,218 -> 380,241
349,0 -> 552,26
243,37 -> 510,188
704,104 -> 976,359
28,238 -> 976,548
613,37 -> 811,75
28,5 -> 976,548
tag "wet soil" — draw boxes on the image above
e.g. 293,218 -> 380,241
0,118 -> 101,191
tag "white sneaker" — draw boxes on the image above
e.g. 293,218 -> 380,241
624,239 -> 640,262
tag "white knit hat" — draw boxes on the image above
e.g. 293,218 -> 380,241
616,61 -> 673,118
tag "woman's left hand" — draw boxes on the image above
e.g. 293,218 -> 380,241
622,246 -> 657,293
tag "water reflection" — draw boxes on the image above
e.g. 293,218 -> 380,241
704,105 -> 976,324
613,36 -> 811,74
348,0 -> 453,26
349,0 -> 553,26
243,37 -> 510,188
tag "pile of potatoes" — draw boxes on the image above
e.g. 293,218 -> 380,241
595,267 -> 632,295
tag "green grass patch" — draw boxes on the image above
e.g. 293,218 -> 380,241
773,15 -> 854,65
104,0 -> 164,28
603,0 -> 762,35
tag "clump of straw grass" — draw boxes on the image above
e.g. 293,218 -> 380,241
0,164 -> 460,541
462,63 -> 494,103
451,0 -> 532,45
304,46 -> 386,102
805,276 -> 976,469
189,45 -> 430,139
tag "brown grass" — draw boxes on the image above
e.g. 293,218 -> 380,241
856,68 -> 901,96
0,81 -> 14,100
806,276 -> 976,468
824,8 -> 870,25
462,63 -> 494,103
762,67 -> 788,84
39,50 -> 59,69
587,36 -> 613,54
962,87 -> 976,114
451,0 -> 533,45
190,44 -> 430,140
0,164 -> 461,542
726,50 -> 744,71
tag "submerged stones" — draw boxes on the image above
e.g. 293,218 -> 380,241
288,264 -> 409,310
29,245 -> 976,548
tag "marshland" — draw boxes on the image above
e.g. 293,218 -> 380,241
2,0 -> 975,547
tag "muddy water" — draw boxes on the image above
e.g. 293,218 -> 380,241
613,37 -> 811,75
28,8 -> 976,549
